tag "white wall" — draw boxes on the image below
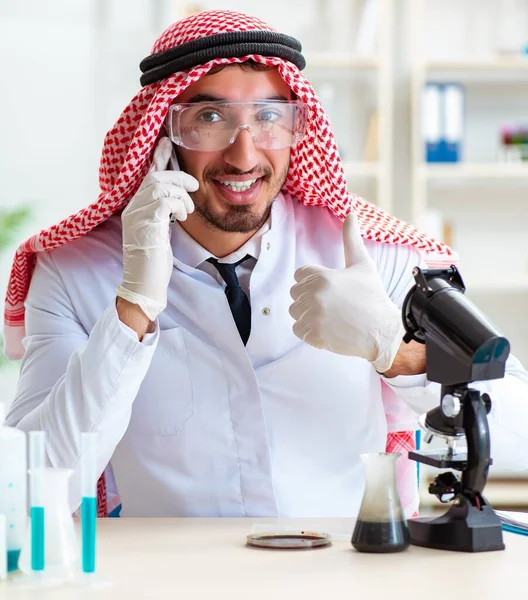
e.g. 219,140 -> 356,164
0,0 -> 175,403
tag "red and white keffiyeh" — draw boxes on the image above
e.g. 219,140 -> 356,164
4,10 -> 454,516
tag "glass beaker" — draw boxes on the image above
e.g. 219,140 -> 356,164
351,452 -> 410,553
18,468 -> 79,582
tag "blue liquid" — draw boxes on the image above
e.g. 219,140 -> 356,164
82,496 -> 97,573
30,506 -> 45,571
7,549 -> 21,572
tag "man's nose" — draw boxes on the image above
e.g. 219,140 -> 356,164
222,126 -> 260,173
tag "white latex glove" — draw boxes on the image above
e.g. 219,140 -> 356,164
116,137 -> 199,321
289,212 -> 405,373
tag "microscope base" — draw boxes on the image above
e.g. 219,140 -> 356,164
409,502 -> 505,552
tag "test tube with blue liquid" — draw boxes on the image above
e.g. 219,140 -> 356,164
29,431 -> 46,573
81,432 -> 97,574
14,431 -> 51,588
72,432 -> 110,589
18,464 -> 79,586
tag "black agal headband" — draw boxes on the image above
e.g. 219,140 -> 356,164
139,30 -> 306,87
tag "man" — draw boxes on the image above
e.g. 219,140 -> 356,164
4,10 -> 528,518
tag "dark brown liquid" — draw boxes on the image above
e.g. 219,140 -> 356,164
351,519 -> 411,553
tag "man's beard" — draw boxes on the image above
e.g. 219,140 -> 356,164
195,164 -> 289,233
194,197 -> 272,233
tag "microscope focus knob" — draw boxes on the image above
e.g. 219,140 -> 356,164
441,394 -> 461,418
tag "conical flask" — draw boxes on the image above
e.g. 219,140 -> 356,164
19,468 -> 79,580
351,452 -> 410,553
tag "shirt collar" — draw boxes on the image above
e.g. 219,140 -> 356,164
171,199 -> 278,268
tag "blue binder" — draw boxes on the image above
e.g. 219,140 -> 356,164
423,83 -> 464,163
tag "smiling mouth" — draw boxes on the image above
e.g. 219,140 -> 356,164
215,178 -> 261,192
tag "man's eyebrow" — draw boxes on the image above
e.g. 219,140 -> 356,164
185,93 -> 290,103
266,95 -> 290,102
186,93 -> 224,103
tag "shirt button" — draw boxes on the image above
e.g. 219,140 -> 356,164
262,307 -> 271,316
266,242 -> 271,250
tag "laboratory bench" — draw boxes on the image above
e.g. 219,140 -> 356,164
1,517 -> 526,599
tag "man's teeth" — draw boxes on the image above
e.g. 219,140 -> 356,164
218,178 -> 258,192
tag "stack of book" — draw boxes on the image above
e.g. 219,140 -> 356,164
496,510 -> 528,536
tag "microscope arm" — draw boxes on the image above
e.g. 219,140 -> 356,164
462,389 -> 492,496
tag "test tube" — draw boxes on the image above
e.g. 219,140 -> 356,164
29,431 -> 46,471
29,431 -> 46,572
81,433 -> 97,574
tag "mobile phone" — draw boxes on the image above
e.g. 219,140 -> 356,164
169,147 -> 180,223
169,147 -> 180,171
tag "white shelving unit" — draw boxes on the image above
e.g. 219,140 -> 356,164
409,0 -> 528,330
299,0 -> 395,213
409,0 -> 528,225
372,0 -> 394,214
408,0 -> 528,502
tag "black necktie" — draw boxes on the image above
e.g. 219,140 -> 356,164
207,255 -> 252,345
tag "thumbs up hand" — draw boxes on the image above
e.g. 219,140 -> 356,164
289,212 -> 404,373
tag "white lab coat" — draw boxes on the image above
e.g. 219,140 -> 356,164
6,193 -> 528,517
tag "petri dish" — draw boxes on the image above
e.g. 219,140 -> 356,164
246,531 -> 331,550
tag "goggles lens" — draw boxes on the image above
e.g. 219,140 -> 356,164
165,100 -> 307,151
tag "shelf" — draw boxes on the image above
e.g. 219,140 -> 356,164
423,57 -> 528,83
419,163 -> 528,182
342,161 -> 380,178
304,52 -> 379,69
425,57 -> 528,72
464,277 -> 528,295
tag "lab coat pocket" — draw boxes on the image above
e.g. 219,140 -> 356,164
129,327 -> 195,436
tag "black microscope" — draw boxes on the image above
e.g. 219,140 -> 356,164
401,265 -> 510,552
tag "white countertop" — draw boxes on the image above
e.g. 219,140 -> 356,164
1,518 -> 526,599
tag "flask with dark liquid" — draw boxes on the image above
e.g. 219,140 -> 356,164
351,452 -> 411,553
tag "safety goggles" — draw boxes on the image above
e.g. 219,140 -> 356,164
165,100 -> 308,152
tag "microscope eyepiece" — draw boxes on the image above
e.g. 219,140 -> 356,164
402,266 -> 510,385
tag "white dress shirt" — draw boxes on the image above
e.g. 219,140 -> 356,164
6,193 -> 528,518
171,217 -> 270,299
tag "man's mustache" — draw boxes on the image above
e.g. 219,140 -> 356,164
205,165 -> 273,179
